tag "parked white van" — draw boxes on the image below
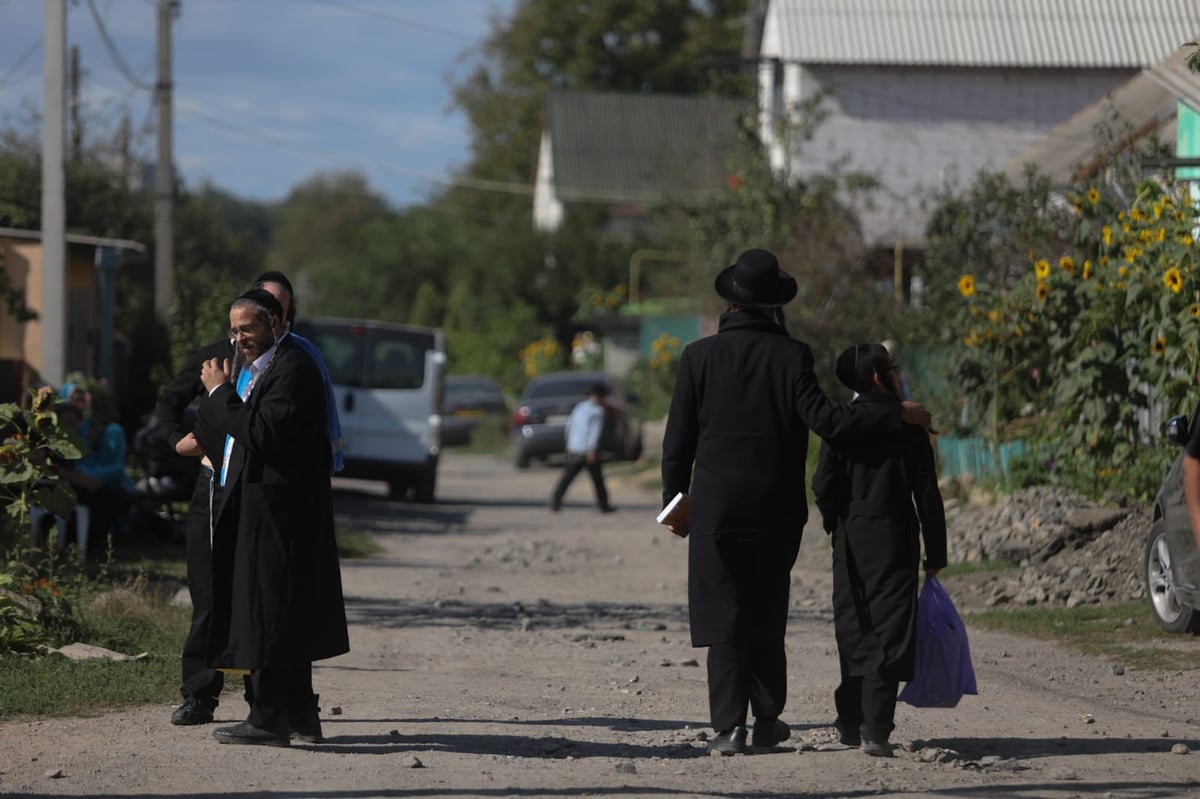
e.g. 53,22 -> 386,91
293,318 -> 446,501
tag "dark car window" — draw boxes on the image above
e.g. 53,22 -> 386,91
294,322 -> 365,387
525,378 -> 599,401
369,328 -> 435,390
446,377 -> 503,401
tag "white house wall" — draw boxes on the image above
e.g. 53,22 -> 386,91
770,65 -> 1134,244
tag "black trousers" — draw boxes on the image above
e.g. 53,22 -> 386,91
180,466 -> 224,709
247,664 -> 316,734
551,454 -> 609,509
833,655 -> 899,742
706,638 -> 787,732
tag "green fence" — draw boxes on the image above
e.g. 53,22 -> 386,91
936,435 -> 1027,481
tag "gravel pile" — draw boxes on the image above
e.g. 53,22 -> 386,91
943,486 -> 1151,609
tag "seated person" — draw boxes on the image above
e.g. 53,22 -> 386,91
52,400 -> 134,559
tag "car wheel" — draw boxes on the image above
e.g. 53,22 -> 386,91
1144,520 -> 1200,633
414,470 -> 436,503
387,480 -> 410,501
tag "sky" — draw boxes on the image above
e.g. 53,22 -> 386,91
0,0 -> 516,209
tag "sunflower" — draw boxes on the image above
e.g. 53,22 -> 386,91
1189,304 -> 1200,318
1034,259 -> 1051,279
1164,267 -> 1183,294
1035,282 -> 1050,300
1151,336 -> 1167,357
1102,225 -> 1113,246
1082,260 -> 1092,280
957,274 -> 975,297
1058,256 -> 1075,273
1087,187 -> 1101,205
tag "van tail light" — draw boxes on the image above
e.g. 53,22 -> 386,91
512,406 -> 531,426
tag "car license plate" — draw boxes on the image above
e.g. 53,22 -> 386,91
453,409 -> 484,417
545,414 -> 570,425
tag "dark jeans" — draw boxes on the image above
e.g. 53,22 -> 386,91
706,638 -> 787,732
551,454 -> 609,509
834,656 -> 899,742
180,466 -> 224,709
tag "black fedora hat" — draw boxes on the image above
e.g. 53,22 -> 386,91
714,249 -> 797,307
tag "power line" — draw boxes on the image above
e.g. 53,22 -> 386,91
178,102 -> 534,196
85,0 -> 154,91
311,0 -> 479,41
0,39 -> 42,90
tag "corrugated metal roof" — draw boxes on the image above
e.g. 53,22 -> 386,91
762,0 -> 1200,67
1002,46 -> 1200,183
545,91 -> 752,205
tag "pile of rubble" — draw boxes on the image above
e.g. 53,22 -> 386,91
943,485 -> 1151,610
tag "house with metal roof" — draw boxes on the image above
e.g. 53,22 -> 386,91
757,0 -> 1200,248
533,90 -> 753,232
1000,46 -> 1200,185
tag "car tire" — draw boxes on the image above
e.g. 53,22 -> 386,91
387,480 -> 410,501
414,470 -> 436,503
514,448 -> 531,469
1144,520 -> 1200,634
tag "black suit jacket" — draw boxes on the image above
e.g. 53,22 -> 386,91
153,337 -> 235,464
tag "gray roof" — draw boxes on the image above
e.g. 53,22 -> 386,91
0,227 -> 145,252
1002,47 -> 1200,184
544,91 -> 752,205
762,0 -> 1200,67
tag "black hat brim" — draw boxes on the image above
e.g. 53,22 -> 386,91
713,263 -> 798,307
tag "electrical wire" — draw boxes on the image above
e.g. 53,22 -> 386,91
84,0 -> 154,91
311,0 -> 478,41
0,39 -> 42,91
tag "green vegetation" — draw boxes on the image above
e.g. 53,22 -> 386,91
968,601 -> 1200,671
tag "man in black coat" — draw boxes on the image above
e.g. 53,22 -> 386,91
198,289 -> 349,747
660,249 -> 931,755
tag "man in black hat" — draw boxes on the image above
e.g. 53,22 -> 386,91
660,248 -> 931,755
198,288 -> 349,747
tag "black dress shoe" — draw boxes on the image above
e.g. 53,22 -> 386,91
599,505 -> 617,513
170,701 -> 214,726
751,718 -> 791,747
707,725 -> 747,755
212,721 -> 290,747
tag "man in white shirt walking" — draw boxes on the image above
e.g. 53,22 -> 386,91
550,382 -> 616,513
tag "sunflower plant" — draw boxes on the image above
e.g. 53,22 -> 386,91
953,179 -> 1200,498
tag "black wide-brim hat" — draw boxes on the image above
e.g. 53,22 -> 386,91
714,248 -> 797,307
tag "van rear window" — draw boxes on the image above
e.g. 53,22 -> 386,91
295,322 -> 435,390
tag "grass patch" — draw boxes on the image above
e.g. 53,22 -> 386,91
336,527 -> 384,558
0,589 -> 188,720
939,559 -> 1018,578
968,601 -> 1200,671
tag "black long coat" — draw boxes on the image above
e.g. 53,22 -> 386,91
196,334 -> 350,669
661,311 -> 903,646
811,391 -> 947,679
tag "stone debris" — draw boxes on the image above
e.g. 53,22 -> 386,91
945,486 -> 1149,609
1172,743 -> 1190,754
615,761 -> 637,774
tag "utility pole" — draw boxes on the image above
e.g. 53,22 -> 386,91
41,0 -> 67,387
153,0 -> 177,325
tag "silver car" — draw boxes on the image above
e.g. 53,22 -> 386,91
1146,404 -> 1200,633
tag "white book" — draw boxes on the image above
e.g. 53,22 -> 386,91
656,492 -> 689,525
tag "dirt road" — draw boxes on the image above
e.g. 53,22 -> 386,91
3,452 -> 1200,798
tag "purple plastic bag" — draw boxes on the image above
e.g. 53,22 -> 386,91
898,576 -> 978,708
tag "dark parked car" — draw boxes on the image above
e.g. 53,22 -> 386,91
1147,402 -> 1200,633
511,370 -> 643,469
442,374 -> 508,446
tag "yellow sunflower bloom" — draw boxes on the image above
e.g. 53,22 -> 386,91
957,274 -> 975,297
1058,256 -> 1075,273
1082,260 -> 1092,279
1151,336 -> 1166,357
1189,304 -> 1200,318
1034,259 -> 1051,279
1164,267 -> 1184,294
1087,187 -> 1100,205
1035,282 -> 1050,300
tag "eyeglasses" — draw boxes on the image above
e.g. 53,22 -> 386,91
228,320 -> 268,339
